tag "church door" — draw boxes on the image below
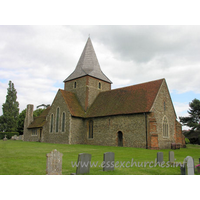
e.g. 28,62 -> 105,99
118,131 -> 123,147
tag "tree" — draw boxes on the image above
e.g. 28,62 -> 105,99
33,108 -> 45,118
0,115 -> 5,132
179,98 -> 200,131
17,109 -> 26,135
2,81 -> 19,132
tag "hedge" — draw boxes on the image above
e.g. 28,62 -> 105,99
0,132 -> 19,140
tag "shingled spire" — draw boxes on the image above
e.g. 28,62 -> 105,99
64,37 -> 112,83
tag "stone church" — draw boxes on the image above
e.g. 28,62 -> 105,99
23,37 -> 185,149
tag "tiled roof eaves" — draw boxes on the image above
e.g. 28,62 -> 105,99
85,111 -> 151,119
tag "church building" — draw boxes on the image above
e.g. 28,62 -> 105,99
23,37 -> 185,149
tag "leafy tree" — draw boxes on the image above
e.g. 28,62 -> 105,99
2,81 -> 19,132
17,109 -> 26,135
33,108 -> 45,118
179,98 -> 200,131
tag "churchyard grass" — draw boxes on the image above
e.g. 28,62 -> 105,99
0,140 -> 200,175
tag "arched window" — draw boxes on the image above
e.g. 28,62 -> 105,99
89,120 -> 93,138
50,114 -> 54,133
98,82 -> 101,89
163,116 -> 169,137
74,81 -> 77,89
56,107 -> 60,132
62,112 -> 65,132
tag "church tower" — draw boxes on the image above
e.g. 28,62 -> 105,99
64,37 -> 112,111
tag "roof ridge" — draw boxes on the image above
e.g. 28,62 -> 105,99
109,78 -> 165,92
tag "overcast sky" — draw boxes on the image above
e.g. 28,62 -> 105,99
1,25 -> 200,129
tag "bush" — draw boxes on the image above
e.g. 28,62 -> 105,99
185,138 -> 190,144
0,132 -> 19,140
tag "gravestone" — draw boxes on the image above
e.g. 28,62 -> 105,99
3,135 -> 7,141
184,156 -> 194,175
169,151 -> 174,163
18,135 -> 24,140
11,135 -> 18,140
157,152 -> 163,163
199,158 -> 200,164
103,152 -> 115,171
46,149 -> 63,175
76,153 -> 91,175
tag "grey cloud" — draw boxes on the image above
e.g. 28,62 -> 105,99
1,25 -> 200,116
71,25 -> 200,65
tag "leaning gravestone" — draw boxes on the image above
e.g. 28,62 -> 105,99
103,152 -> 115,171
169,151 -> 174,163
76,153 -> 91,175
184,156 -> 194,175
157,152 -> 163,163
46,149 -> 63,175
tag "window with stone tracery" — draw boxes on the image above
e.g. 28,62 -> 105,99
163,116 -> 169,137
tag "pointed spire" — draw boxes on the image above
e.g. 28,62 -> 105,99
64,37 -> 112,83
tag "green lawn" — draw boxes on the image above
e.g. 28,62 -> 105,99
0,140 -> 200,175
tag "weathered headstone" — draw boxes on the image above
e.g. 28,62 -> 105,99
18,135 -> 24,140
76,153 -> 91,175
157,152 -> 163,163
184,156 -> 194,175
103,152 -> 115,171
169,151 -> 174,163
3,135 -> 7,141
11,135 -> 18,140
46,149 -> 63,175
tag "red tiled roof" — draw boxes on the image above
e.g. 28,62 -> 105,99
60,89 -> 85,117
86,79 -> 164,118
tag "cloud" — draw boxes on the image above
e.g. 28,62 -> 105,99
1,25 -> 200,118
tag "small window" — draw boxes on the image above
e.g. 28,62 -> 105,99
50,114 -> 54,133
32,129 -> 37,136
62,112 -> 65,132
98,82 -> 101,89
74,82 -> 77,89
56,107 -> 60,132
89,120 -> 93,138
163,116 -> 169,137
